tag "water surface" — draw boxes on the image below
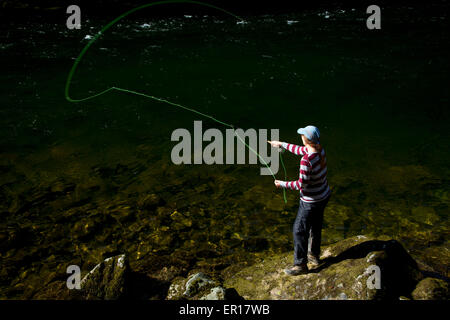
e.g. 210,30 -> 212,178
0,6 -> 449,298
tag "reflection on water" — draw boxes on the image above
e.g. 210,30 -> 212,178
0,6 -> 449,298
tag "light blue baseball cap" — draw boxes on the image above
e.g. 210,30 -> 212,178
297,125 -> 320,144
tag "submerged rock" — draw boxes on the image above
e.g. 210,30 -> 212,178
223,235 -> 424,300
410,206 -> 440,226
170,210 -> 193,230
79,254 -> 128,300
137,193 -> 164,210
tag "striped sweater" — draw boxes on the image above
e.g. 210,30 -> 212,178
280,142 -> 331,203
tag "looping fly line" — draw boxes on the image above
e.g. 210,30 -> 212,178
64,0 -> 288,203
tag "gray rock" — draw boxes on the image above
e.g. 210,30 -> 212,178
200,286 -> 227,300
80,254 -> 128,300
167,272 -> 238,300
184,272 -> 215,297
337,292 -> 348,300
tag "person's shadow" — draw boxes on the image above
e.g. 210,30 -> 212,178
310,240 -> 450,282
310,240 -> 414,273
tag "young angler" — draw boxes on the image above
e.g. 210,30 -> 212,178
268,125 -> 331,275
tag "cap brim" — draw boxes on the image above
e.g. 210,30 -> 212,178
297,128 -> 305,135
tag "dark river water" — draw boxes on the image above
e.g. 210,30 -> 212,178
0,5 -> 449,298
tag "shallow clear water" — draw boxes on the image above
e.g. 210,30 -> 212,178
0,6 -> 449,298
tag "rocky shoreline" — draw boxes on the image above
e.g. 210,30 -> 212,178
34,235 -> 449,300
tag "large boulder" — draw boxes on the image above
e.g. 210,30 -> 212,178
79,254 -> 129,300
411,277 -> 449,300
223,235 -> 424,300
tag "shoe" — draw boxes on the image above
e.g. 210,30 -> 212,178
307,253 -> 320,267
284,264 -> 309,276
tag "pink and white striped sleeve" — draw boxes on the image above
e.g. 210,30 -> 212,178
279,180 -> 303,190
281,142 -> 307,156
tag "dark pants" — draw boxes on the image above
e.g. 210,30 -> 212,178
293,194 -> 330,265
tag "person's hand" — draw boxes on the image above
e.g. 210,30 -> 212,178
274,180 -> 283,188
268,140 -> 283,148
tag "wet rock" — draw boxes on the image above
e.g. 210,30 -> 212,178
79,254 -> 129,300
411,277 -> 449,300
223,235 -> 423,300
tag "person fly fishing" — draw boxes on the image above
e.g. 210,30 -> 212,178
268,125 -> 331,275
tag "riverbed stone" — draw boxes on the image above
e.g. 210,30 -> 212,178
137,193 -> 164,210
